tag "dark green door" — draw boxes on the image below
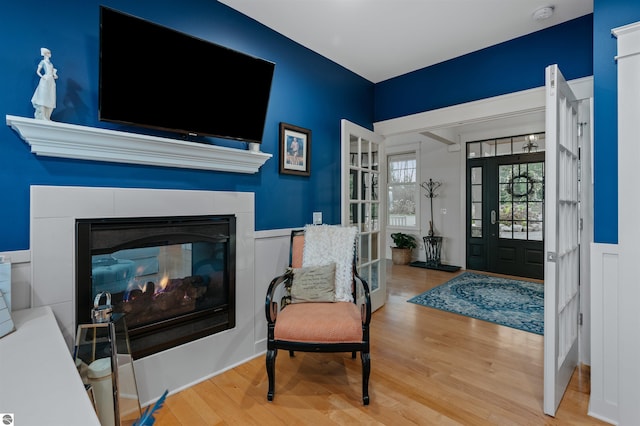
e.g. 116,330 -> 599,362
467,147 -> 545,280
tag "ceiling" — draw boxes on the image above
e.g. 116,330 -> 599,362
218,0 -> 593,84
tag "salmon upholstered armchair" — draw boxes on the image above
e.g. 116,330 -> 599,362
265,225 -> 372,405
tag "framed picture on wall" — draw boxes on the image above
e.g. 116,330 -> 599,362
279,122 -> 311,176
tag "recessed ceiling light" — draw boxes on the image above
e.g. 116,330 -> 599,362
532,6 -> 554,21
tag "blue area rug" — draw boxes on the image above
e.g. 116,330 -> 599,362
408,272 -> 543,335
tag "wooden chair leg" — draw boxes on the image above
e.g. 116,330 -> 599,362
361,351 -> 370,405
266,349 -> 277,401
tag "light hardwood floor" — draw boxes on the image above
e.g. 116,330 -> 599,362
153,262 -> 607,425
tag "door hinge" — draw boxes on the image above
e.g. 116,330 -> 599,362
580,218 -> 584,231
579,313 -> 583,326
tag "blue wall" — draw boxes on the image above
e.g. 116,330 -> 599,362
374,15 -> 594,122
0,0 -> 374,251
2,2 -> 637,252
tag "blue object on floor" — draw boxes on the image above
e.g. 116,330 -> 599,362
133,389 -> 168,426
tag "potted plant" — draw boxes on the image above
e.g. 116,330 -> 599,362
390,232 -> 417,265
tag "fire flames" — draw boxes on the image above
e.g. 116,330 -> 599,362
118,274 -> 207,327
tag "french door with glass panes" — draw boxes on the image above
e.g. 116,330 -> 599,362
341,120 -> 385,312
467,134 -> 545,280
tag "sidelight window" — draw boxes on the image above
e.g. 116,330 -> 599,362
470,166 -> 483,237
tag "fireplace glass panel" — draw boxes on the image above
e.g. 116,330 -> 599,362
77,215 -> 236,359
92,241 -> 227,330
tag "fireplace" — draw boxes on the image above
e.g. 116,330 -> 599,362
76,215 -> 236,359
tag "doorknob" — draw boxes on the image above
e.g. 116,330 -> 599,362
491,210 -> 497,225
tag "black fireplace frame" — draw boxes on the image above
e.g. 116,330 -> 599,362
76,215 -> 236,359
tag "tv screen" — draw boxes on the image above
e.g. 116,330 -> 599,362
99,7 -> 275,143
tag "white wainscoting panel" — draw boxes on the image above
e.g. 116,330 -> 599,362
253,228 -> 296,353
589,242 -> 619,425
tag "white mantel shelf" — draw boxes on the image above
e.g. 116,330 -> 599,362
6,115 -> 272,173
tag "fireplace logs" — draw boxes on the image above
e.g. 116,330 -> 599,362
118,275 -> 207,328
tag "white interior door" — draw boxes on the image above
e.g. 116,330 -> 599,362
341,119 -> 386,311
543,64 -> 581,416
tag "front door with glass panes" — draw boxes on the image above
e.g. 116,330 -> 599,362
467,133 -> 545,280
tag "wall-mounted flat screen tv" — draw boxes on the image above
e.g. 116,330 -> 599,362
99,6 -> 275,143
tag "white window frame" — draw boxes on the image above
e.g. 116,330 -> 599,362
386,145 -> 420,231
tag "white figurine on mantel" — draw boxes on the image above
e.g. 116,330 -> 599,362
31,47 -> 58,120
